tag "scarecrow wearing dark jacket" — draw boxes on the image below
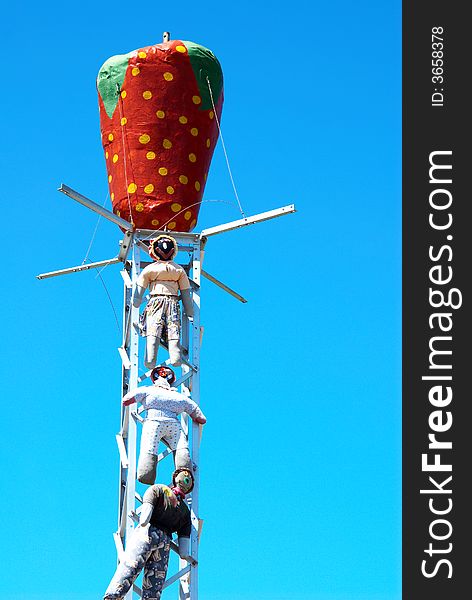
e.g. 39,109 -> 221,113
133,235 -> 193,368
104,469 -> 195,600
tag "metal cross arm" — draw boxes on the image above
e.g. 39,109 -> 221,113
59,183 -> 134,232
36,257 -> 122,280
201,269 -> 247,303
195,204 -> 295,302
36,185 -> 135,280
200,203 -> 296,237
36,183 -> 134,279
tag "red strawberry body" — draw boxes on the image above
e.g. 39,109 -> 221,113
97,40 -> 223,231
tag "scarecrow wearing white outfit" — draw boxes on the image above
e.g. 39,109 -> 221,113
123,366 -> 206,485
133,235 -> 193,368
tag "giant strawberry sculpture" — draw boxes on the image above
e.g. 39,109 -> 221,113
97,40 -> 223,232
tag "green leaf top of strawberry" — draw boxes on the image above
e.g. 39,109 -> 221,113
97,41 -> 222,119
182,41 -> 223,110
97,51 -> 134,118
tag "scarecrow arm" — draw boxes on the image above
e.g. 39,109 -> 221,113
133,285 -> 146,307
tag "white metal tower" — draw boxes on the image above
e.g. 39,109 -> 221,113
37,184 -> 295,599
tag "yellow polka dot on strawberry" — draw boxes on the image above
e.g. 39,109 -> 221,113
128,183 -> 137,193
105,151 -> 109,159
206,138 -> 211,148
108,175 -> 112,183
159,167 -> 168,176
111,193 -> 115,201
179,175 -> 188,184
190,219 -> 197,229
112,154 -> 118,163
184,210 -> 192,220
108,133 -> 114,141
167,186 -> 175,195
179,116 -> 188,124
121,117 -> 127,125
209,110 -> 214,119
192,95 -> 201,105
139,134 -> 150,144
164,72 -> 173,81
163,139 -> 172,149
168,221 -> 177,230
138,51 -> 147,59
116,209 -> 120,216
121,91 -> 127,98
146,151 -> 156,160
195,181 -> 201,191
143,90 -> 152,100
132,67 -> 140,76
176,45 -> 187,53
136,203 -> 144,212
171,203 -> 182,212
189,153 -> 196,163
151,219 -> 159,226
156,110 -> 165,119
144,184 -> 154,194
190,128 -> 198,136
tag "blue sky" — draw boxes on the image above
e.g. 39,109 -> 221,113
0,1 -> 401,599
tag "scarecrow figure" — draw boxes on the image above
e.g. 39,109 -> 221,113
123,366 -> 206,485
103,469 -> 196,600
133,235 -> 193,367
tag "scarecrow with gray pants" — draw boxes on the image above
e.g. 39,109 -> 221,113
103,469 -> 195,600
133,235 -> 194,368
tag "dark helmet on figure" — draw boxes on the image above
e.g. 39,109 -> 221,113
172,468 -> 194,495
149,235 -> 178,261
151,365 -> 176,386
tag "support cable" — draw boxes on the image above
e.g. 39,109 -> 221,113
206,76 -> 246,218
116,84 -> 136,226
82,192 -> 110,265
84,258 -> 121,334
141,199 -> 235,242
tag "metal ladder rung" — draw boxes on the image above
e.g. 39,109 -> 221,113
115,433 -> 129,468
131,411 -> 145,424
118,346 -> 131,370
113,532 -> 125,561
120,269 -> 132,289
157,447 -> 173,462
163,565 -> 191,590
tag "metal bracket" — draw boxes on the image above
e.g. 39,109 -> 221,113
118,229 -> 134,262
